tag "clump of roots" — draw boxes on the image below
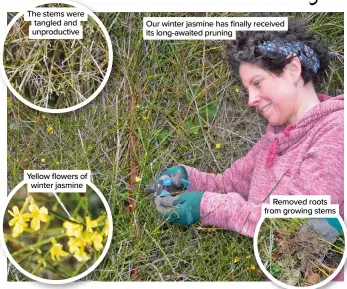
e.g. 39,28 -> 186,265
277,229 -> 328,273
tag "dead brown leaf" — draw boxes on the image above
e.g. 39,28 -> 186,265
304,272 -> 320,286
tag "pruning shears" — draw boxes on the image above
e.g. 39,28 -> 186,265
145,176 -> 190,197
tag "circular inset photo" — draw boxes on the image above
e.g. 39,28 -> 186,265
1,183 -> 112,283
256,218 -> 345,288
1,1 -> 112,112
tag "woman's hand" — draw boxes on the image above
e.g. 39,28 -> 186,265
145,166 -> 190,196
160,166 -> 189,190
155,191 -> 203,226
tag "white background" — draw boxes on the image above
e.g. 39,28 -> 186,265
0,0 -> 346,288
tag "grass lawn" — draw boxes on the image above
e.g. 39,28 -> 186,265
6,12 -> 343,281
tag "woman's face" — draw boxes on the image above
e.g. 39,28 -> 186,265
239,62 -> 299,126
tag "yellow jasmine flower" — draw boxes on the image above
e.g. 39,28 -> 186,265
68,242 -> 80,255
235,88 -> 240,93
67,236 -> 86,254
215,143 -> 221,149
8,206 -> 30,226
8,206 -> 31,237
40,158 -> 46,163
251,264 -> 256,270
135,176 -> 142,183
50,243 -> 69,261
89,231 -> 104,251
63,219 -> 83,238
12,222 -> 27,237
68,233 -> 92,262
46,125 -> 54,134
28,204 -> 50,231
73,249 -> 91,262
85,216 -> 98,233
233,257 -> 240,263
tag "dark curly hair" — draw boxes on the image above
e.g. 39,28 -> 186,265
225,18 -> 330,85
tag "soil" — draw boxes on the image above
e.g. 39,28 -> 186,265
324,249 -> 344,269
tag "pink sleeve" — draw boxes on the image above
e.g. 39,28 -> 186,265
180,138 -> 263,199
200,192 -> 261,237
200,120 -> 344,238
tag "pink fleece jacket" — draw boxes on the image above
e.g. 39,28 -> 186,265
182,94 -> 344,238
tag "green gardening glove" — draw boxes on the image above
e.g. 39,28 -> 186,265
146,166 -> 190,196
155,191 -> 203,226
160,166 -> 190,190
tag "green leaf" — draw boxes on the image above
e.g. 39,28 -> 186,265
199,100 -> 218,123
157,129 -> 170,141
271,263 -> 282,276
185,87 -> 202,101
185,120 -> 200,135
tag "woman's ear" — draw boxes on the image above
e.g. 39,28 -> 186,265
285,55 -> 302,85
